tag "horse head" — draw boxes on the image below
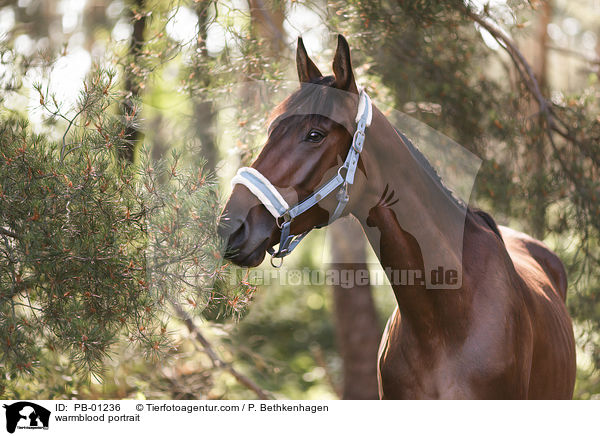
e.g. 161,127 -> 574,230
218,35 -> 372,266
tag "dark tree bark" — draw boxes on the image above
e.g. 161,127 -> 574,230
329,218 -> 381,400
193,1 -> 218,172
120,0 -> 146,163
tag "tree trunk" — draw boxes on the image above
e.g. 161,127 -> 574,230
248,0 -> 286,57
121,0 -> 146,163
193,1 -> 218,172
328,217 -> 381,400
520,0 -> 553,239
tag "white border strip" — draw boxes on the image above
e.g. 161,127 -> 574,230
231,167 -> 289,218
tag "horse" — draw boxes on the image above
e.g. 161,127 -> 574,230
217,35 -> 576,399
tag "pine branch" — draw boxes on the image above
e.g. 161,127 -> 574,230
0,228 -> 19,239
465,8 -> 549,116
170,302 -> 273,400
464,7 -> 596,207
311,345 -> 342,399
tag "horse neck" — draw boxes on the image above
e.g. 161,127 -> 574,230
354,107 -> 472,338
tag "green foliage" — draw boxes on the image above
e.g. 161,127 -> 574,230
0,66 -> 248,392
0,109 -> 152,378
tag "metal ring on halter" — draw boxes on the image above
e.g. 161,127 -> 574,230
270,253 -> 284,268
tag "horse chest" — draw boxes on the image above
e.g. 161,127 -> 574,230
377,303 -> 530,399
378,340 -> 470,399
377,314 -> 469,399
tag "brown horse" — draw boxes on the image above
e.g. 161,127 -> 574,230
218,35 -> 576,399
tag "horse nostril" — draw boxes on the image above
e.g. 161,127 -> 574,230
218,215 -> 243,238
218,216 -> 247,249
217,217 -> 232,240
229,220 -> 248,247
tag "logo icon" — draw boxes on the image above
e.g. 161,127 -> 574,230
3,402 -> 50,433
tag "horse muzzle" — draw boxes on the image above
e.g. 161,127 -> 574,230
217,186 -> 277,267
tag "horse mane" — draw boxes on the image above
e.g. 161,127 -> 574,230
472,209 -> 504,241
395,129 -> 504,242
394,128 -> 466,209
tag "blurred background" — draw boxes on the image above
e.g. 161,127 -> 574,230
0,0 -> 599,399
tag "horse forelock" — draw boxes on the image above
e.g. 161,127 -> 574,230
267,76 -> 355,135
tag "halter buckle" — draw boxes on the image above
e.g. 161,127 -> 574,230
336,183 -> 349,203
352,129 -> 365,153
276,211 -> 291,229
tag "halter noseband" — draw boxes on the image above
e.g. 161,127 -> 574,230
231,89 -> 372,267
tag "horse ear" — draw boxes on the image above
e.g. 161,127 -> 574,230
332,35 -> 358,94
296,37 -> 322,83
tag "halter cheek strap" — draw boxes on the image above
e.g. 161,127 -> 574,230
231,89 -> 372,266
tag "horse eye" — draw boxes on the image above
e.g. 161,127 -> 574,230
306,130 -> 325,143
